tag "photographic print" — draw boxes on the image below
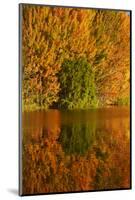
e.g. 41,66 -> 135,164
19,4 -> 131,196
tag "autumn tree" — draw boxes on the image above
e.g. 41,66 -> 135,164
22,6 -> 62,110
87,10 -> 130,105
21,5 -> 130,110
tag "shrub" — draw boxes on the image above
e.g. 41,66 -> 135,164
58,58 -> 98,109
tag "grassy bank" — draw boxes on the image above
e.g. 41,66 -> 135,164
22,97 -> 130,112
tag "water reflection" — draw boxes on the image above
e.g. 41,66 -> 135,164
59,123 -> 96,155
22,107 -> 130,194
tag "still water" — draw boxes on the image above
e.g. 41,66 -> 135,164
22,106 -> 130,194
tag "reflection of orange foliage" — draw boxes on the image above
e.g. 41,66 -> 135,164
70,154 -> 99,191
22,115 -> 130,194
92,116 -> 130,189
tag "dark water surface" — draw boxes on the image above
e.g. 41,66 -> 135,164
22,106 -> 130,194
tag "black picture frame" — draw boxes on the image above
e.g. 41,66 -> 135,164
19,3 -> 132,196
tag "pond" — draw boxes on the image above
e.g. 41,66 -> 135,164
22,106 -> 130,194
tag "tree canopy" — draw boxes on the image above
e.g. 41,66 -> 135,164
58,58 -> 97,109
21,5 -> 130,110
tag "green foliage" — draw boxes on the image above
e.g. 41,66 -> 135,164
58,58 -> 98,109
114,97 -> 130,106
59,123 -> 96,155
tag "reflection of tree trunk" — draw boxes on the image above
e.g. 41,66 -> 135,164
39,75 -> 43,107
